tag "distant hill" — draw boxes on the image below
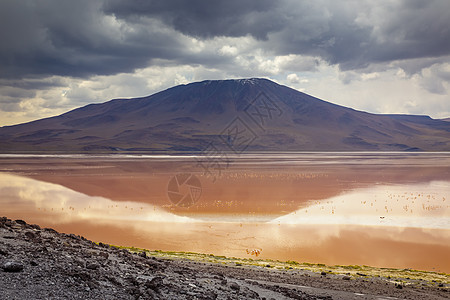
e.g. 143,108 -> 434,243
0,78 -> 449,152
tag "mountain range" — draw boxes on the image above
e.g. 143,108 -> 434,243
0,78 -> 449,152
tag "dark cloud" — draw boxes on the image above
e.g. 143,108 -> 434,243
265,1 -> 373,70
104,0 -> 374,71
363,0 -> 450,65
0,78 -> 66,90
0,0 -> 193,80
104,0 -> 450,71
264,0 -> 450,70
0,89 -> 36,101
103,0 -> 280,40
0,0 -> 449,82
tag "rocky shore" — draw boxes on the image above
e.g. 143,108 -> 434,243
0,217 -> 448,299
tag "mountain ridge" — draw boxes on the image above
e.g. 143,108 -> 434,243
0,78 -> 449,152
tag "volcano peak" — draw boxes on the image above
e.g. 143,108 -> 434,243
0,78 -> 449,153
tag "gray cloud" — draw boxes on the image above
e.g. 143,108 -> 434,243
104,0 -> 450,71
1,0 -> 449,82
0,0 -> 193,80
0,78 -> 66,90
265,0 -> 450,71
363,0 -> 450,65
103,0 -> 280,40
0,102 -> 23,113
418,62 -> 450,95
0,87 -> 36,112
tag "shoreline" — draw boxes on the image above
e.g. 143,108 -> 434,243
1,217 -> 449,299
113,247 -> 450,284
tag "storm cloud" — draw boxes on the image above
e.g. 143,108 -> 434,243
105,0 -> 450,70
0,0 -> 194,79
1,0 -> 449,79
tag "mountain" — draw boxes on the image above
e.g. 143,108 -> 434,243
0,78 -> 449,152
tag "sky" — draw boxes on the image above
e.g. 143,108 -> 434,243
0,0 -> 449,126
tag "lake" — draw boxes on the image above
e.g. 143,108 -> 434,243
0,153 -> 449,272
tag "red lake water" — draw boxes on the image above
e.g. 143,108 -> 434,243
0,153 -> 449,272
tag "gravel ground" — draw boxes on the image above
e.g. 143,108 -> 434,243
0,217 -> 448,299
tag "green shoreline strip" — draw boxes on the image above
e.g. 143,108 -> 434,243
106,244 -> 449,286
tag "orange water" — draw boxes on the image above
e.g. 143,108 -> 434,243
0,153 -> 449,272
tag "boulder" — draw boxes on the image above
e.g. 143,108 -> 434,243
2,261 -> 24,272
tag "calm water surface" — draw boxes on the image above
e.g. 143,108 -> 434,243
0,153 -> 449,272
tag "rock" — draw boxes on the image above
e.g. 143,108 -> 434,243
44,228 -> 57,233
200,291 -> 218,299
229,282 -> 240,291
342,276 -> 351,280
30,224 -> 41,230
144,260 -> 161,272
356,272 -> 367,276
139,251 -> 147,258
86,262 -> 100,270
395,284 -> 403,289
126,275 -> 139,286
30,260 -> 38,266
2,261 -> 24,272
15,219 -> 27,226
321,271 -> 327,276
146,276 -> 164,291
24,231 -> 36,240
0,248 -> 7,256
68,234 -> 80,240
74,258 -> 85,267
70,270 -> 91,282
127,286 -> 141,297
